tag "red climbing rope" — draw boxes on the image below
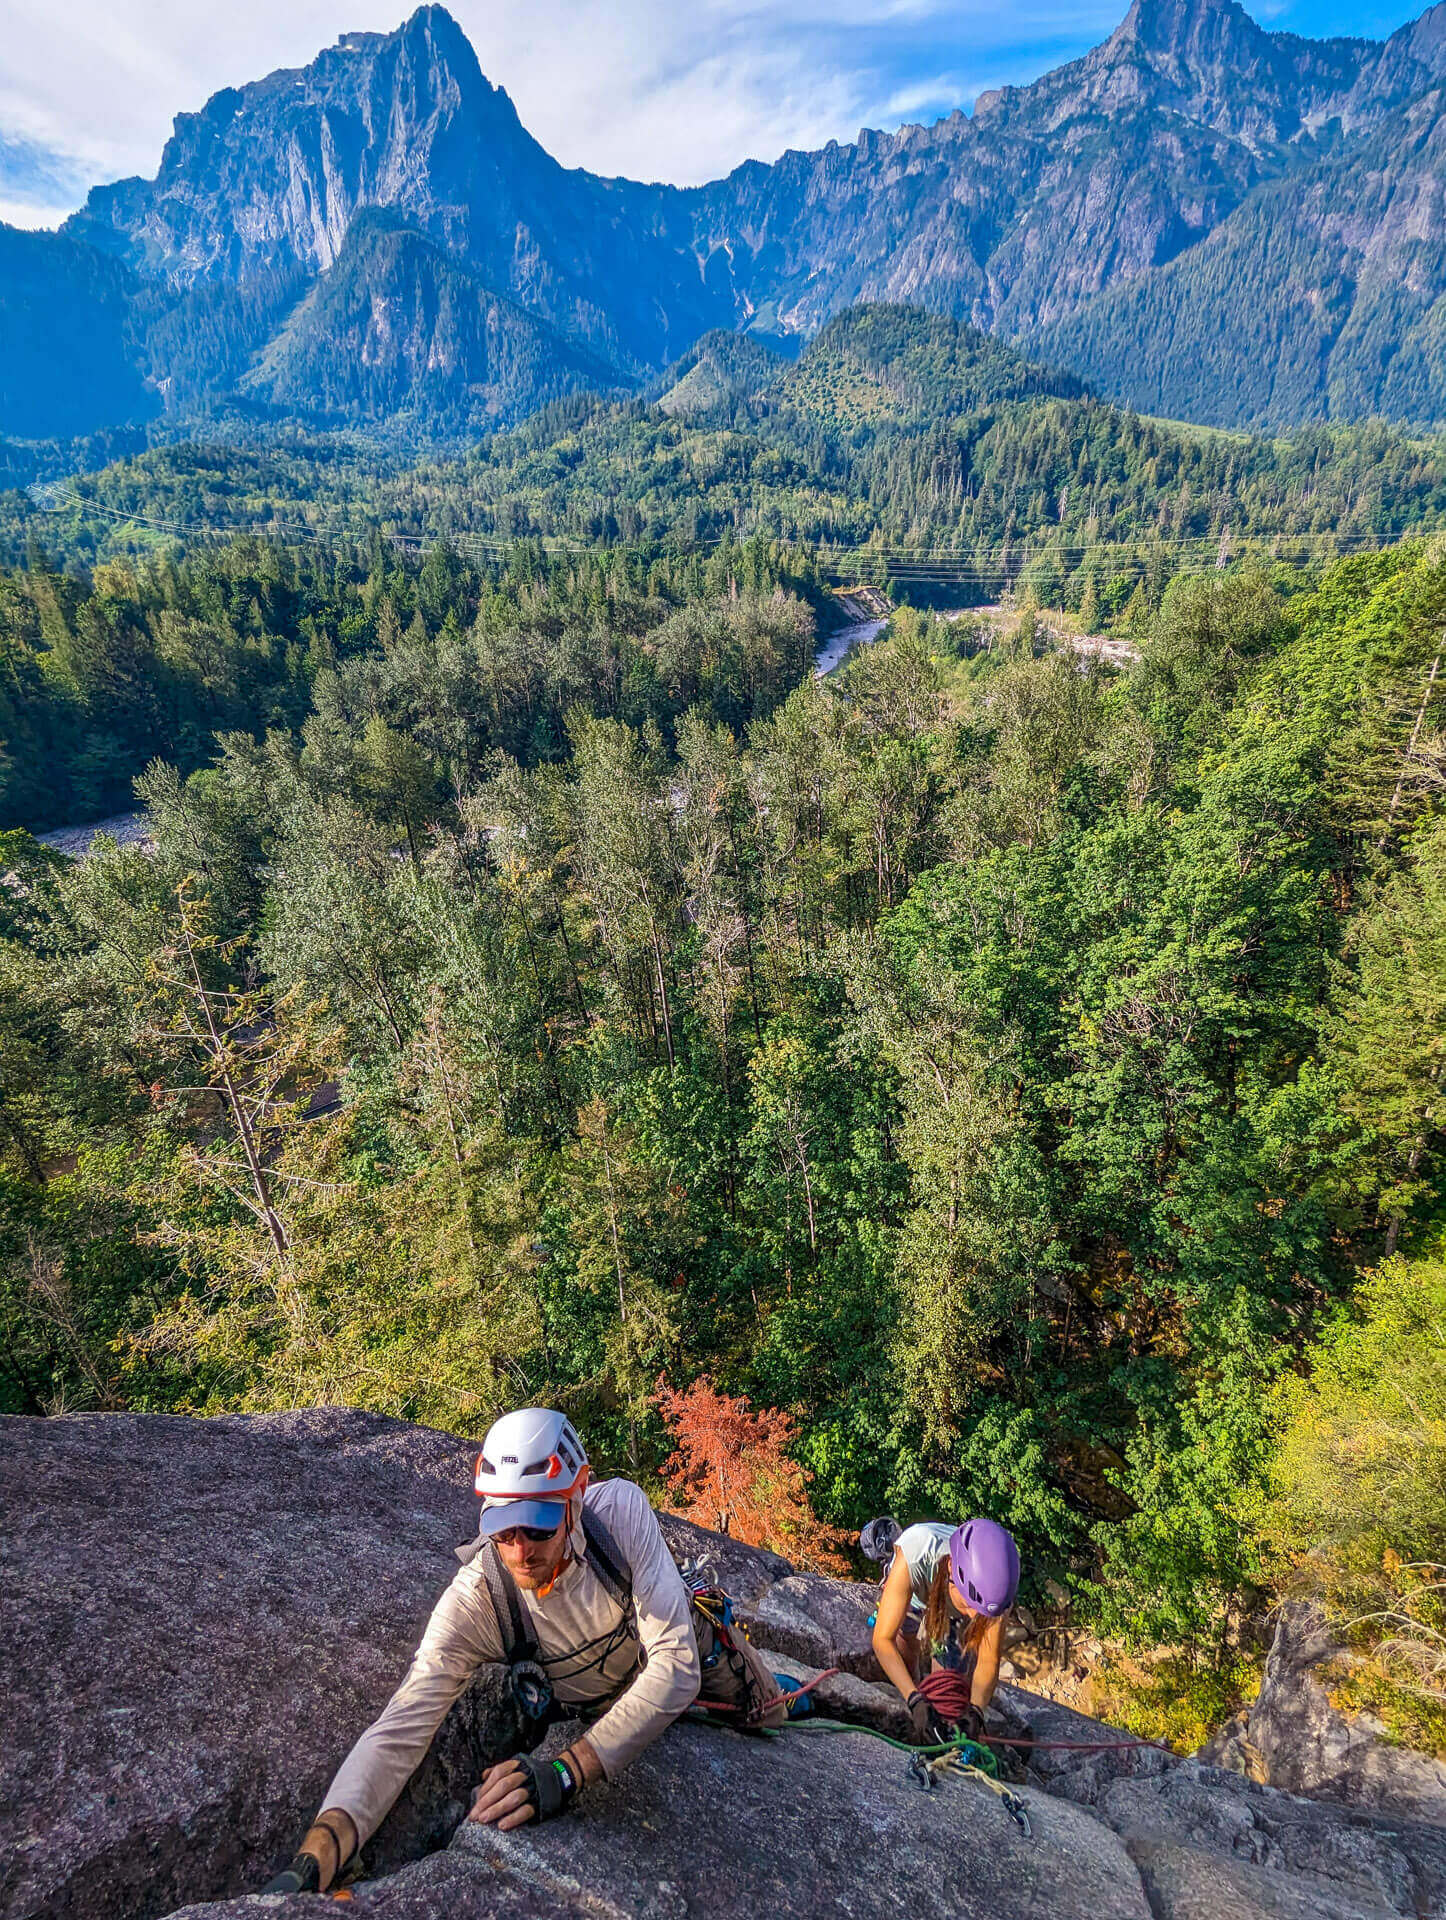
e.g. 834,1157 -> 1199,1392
772,1667 -> 842,1711
705,1660 -> 1170,1752
916,1667 -> 984,1725
916,1667 -> 1169,1752
698,1667 -> 844,1723
977,1733 -> 1171,1752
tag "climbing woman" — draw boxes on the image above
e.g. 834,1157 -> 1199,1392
869,1517 -> 1020,1746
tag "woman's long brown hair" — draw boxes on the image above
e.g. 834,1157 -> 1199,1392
923,1557 -> 992,1659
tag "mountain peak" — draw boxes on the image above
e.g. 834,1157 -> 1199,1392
1113,0 -> 1252,49
394,4 -> 480,69
1116,0 -> 1259,53
66,5 -> 538,285
1072,0 -> 1381,146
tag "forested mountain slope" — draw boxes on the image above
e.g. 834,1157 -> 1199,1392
15,308 -> 1446,599
1037,80 -> 1446,429
235,214 -> 623,431
13,0 -> 1446,440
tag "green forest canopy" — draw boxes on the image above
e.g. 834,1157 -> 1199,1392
2,304 -> 1444,1744
2,530 -> 1444,1736
10,306 -> 1446,594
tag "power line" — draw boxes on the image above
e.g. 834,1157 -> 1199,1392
39,486 -> 1445,577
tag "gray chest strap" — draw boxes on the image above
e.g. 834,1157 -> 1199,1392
456,1507 -> 635,1665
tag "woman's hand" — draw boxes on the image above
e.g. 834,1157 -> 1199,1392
906,1690 -> 951,1746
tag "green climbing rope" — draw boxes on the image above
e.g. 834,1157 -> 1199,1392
785,1719 -> 1000,1776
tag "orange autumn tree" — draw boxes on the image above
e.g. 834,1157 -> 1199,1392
654,1374 -> 850,1573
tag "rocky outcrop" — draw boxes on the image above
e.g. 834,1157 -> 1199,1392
0,1407 -> 483,1920
737,1572 -> 884,1683
17,1 -> 1446,440
3,1405 -> 1445,1920
162,1716 -> 1157,1920
1246,1605 -> 1446,1827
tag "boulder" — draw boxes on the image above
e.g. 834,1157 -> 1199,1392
656,1514 -> 792,1606
738,1573 -> 883,1681
1097,1760 -> 1446,1916
1126,1837 -> 1400,1920
1248,1606 -> 1446,1825
988,1682 -> 1176,1804
770,1659 -> 914,1741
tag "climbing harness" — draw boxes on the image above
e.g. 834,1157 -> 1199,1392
688,1587 -> 809,1724
458,1503 -> 638,1714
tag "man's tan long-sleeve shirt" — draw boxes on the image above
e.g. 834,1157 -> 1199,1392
322,1478 -> 701,1847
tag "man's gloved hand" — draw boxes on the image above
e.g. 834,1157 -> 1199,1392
519,1752 -> 582,1821
260,1812 -> 354,1895
469,1751 -> 582,1829
260,1853 -> 321,1895
907,1690 -> 952,1746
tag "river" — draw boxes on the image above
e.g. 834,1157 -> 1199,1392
814,617 -> 888,677
36,811 -> 152,859
37,616 -> 894,859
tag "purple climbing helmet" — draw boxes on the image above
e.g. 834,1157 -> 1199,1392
948,1517 -> 1020,1617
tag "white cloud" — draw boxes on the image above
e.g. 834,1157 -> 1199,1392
0,197 -> 72,229
0,0 -> 1124,217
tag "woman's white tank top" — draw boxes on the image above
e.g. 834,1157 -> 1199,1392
897,1521 -> 953,1610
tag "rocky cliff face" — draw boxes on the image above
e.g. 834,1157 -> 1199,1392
2,1405 -> 1443,1920
65,5 -> 729,378
14,0 -> 1446,438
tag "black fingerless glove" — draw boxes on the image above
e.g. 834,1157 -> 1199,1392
907,1691 -> 950,1746
261,1852 -> 321,1894
955,1700 -> 987,1743
517,1751 -> 582,1821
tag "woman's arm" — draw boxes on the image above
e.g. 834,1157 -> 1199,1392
870,1549 -> 919,1704
970,1614 -> 1007,1712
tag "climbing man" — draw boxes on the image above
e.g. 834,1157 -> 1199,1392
264,1408 -> 786,1894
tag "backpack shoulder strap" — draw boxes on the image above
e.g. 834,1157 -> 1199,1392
477,1538 -> 539,1664
580,1504 -> 633,1612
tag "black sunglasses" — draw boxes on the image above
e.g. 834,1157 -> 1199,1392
493,1521 -> 562,1543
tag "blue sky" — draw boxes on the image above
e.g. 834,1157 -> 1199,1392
0,0 -> 1432,227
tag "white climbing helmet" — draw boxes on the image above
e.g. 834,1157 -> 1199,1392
474,1407 -> 588,1536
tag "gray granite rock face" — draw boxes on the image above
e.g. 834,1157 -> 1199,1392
1098,1761 -> 1446,1916
0,1408 -> 508,1920
739,1572 -> 885,1681
657,1514 -> 793,1605
162,1718 -> 1152,1920
1126,1837 -> 1400,1920
8,1405 -> 1446,1920
1248,1606 -> 1446,1826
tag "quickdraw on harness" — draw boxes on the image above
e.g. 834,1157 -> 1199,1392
689,1585 -> 779,1726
